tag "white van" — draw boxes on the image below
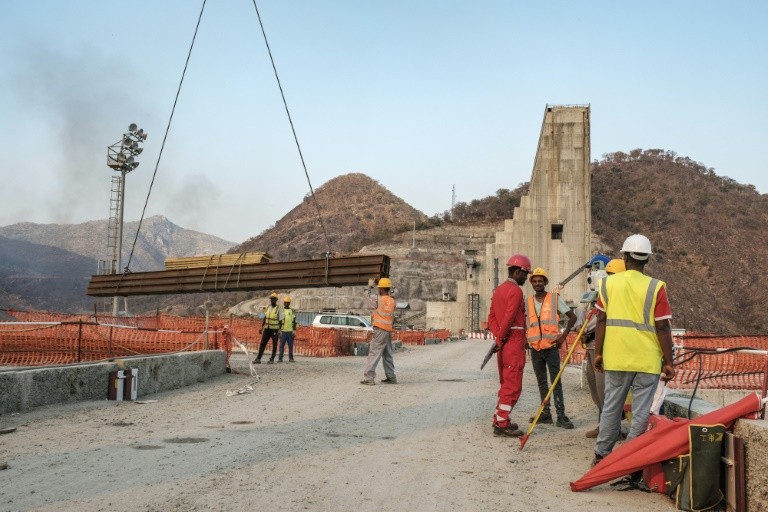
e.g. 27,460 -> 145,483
312,313 -> 373,331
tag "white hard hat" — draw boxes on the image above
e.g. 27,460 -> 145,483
620,234 -> 653,260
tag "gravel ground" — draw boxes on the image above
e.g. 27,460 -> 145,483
0,339 -> 675,511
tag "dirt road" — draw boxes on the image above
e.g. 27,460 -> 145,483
0,340 -> 674,511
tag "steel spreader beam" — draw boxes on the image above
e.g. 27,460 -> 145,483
87,254 -> 390,297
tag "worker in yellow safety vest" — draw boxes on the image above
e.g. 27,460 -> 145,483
526,267 -> 577,429
592,234 -> 675,466
360,277 -> 396,385
253,292 -> 284,364
278,296 -> 297,363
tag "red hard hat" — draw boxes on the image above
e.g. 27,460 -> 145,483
506,254 -> 532,272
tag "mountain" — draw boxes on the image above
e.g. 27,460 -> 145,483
4,153 -> 767,335
0,236 -> 96,311
0,215 -> 236,272
232,173 -> 428,260
589,149 -> 768,334
0,215 -> 236,313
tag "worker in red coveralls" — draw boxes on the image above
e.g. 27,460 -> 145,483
487,253 -> 532,437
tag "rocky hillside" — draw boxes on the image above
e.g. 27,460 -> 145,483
590,149 -> 768,334
5,152 -> 768,335
0,216 -> 236,313
0,236 -> 96,311
232,173 -> 428,260
0,215 -> 235,272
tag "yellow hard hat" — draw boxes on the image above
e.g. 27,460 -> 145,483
269,292 -> 278,299
528,267 -> 549,284
283,296 -> 291,303
377,277 -> 392,288
605,259 -> 626,274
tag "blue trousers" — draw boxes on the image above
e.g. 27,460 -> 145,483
595,370 -> 660,457
279,332 -> 295,360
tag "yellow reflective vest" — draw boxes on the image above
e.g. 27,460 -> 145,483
526,293 -> 560,350
372,295 -> 395,331
281,308 -> 295,333
264,305 -> 281,330
598,270 -> 665,374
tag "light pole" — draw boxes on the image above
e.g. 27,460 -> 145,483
105,123 -> 147,316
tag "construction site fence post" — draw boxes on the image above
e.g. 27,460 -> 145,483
78,319 -> 83,363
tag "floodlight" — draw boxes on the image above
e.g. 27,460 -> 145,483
131,162 -> 140,169
128,123 -> 138,132
125,156 -> 134,165
134,147 -> 143,155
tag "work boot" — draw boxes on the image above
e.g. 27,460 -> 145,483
585,425 -> 599,438
267,359 -> 274,364
381,377 -> 397,384
360,379 -> 375,386
591,452 -> 604,467
289,358 -> 296,362
278,358 -> 283,363
529,411 -> 553,424
493,424 -> 523,437
556,415 -> 575,429
252,359 -> 261,364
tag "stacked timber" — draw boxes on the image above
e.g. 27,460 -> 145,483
87,254 -> 390,297
164,252 -> 271,270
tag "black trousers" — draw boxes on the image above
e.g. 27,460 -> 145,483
530,346 -> 566,416
256,328 -> 279,361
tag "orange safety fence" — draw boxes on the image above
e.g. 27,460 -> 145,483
557,332 -> 768,392
393,329 -> 450,345
669,334 -> 768,391
560,332 -> 587,366
1,310 -> 458,366
0,320 -> 220,366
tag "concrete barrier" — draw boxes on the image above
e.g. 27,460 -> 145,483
0,350 -> 227,415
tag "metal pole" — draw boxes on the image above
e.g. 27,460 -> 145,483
112,171 -> 126,316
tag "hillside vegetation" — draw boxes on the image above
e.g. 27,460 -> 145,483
3,151 -> 766,335
232,173 -> 427,260
590,149 -> 768,334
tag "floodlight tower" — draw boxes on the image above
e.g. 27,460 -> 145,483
103,123 -> 147,316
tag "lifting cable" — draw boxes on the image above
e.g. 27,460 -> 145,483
123,0 -> 209,273
250,0 -> 333,257
122,0 -> 333,276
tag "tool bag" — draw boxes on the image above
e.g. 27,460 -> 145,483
662,424 -> 726,511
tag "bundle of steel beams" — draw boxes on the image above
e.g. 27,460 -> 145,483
87,254 -> 390,297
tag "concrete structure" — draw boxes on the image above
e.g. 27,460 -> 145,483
427,104 -> 591,332
0,351 -> 227,415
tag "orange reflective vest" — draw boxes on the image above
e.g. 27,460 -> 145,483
372,295 -> 395,331
526,293 -> 560,350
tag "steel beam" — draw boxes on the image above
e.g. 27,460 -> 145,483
87,254 -> 390,297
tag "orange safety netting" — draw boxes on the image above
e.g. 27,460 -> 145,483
1,310 -> 455,366
557,332 -> 768,392
393,329 -> 450,345
668,334 -> 768,390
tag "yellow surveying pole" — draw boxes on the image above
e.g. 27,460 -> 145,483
519,309 -> 595,451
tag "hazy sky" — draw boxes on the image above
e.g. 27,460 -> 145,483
1,1 -> 766,245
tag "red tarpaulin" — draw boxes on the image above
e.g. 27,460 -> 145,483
570,392 -> 765,492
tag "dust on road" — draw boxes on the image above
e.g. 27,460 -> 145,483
0,340 -> 674,511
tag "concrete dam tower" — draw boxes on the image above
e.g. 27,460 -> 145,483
427,105 -> 591,333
